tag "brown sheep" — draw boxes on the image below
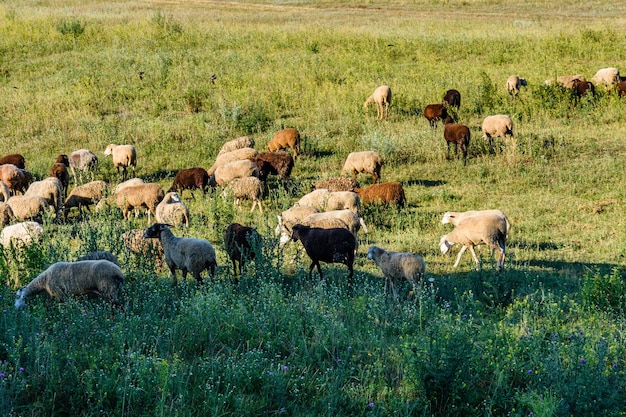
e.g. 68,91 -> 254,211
354,182 -> 406,208
248,151 -> 294,182
0,154 -> 26,169
49,163 -> 70,193
115,183 -> 165,222
442,89 -> 461,109
267,128 -> 301,159
0,164 -> 28,195
571,79 -> 595,98
224,222 -> 262,279
443,117 -> 471,166
168,167 -> 211,198
616,81 -> 626,97
423,104 -> 448,128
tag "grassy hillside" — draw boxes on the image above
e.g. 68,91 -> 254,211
1,1 -> 626,416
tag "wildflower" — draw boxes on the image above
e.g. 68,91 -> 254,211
283,365 -> 289,371
613,364 -> 618,369
0,373 -> 4,378
528,369 -> 533,374
19,368 -> 24,372
347,346 -> 352,351
580,358 -> 586,364
337,359 -> 342,364
368,402 -> 374,407
445,303 -> 450,309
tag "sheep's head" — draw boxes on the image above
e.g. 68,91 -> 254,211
366,246 -> 381,260
439,236 -> 453,254
104,144 -> 116,156
441,212 -> 453,225
144,223 -> 169,239
15,289 -> 27,309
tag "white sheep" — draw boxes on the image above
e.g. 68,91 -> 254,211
0,221 -> 44,248
439,213 -> 508,271
143,223 -> 217,286
506,75 -> 527,99
207,147 -> 258,175
114,183 -> 165,222
225,176 -> 264,213
6,195 -> 50,222
481,115 -> 514,151
364,85 -> 392,120
442,209 -> 511,236
214,159 -> 259,187
0,201 -> 14,227
341,151 -> 383,184
590,67 -> 620,86
14,260 -> 124,310
63,180 -> 109,218
112,177 -> 145,195
69,149 -> 98,184
274,205 -> 320,236
25,177 -> 64,217
367,246 -> 426,300
295,189 -> 361,213
104,144 -> 137,181
156,192 -> 190,227
218,136 -> 255,155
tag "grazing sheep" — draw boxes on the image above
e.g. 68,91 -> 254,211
69,149 -> 98,184
155,192 -> 190,227
0,154 -> 26,169
55,154 -> 70,166
14,260 -> 124,310
6,195 -> 49,222
296,189 -> 361,213
214,159 -> 259,187
482,115 -> 513,151
63,180 -> 109,218
104,144 -> 137,181
112,177 -> 144,195
313,177 -> 359,192
25,177 -> 64,217
143,223 -> 217,286
616,81 -> 626,97
276,209 -> 367,246
364,85 -> 392,120
267,128 -> 301,159
291,224 -> 357,280
248,151 -> 294,183
444,117 -> 471,166
168,167 -> 211,197
341,151 -> 383,184
274,205 -> 320,238
439,213 -> 508,271
218,136 -> 255,155
506,75 -> 527,99
78,250 -> 119,265
225,176 -> 264,213
591,67 -> 620,86
0,221 -> 44,248
571,79 -> 595,98
354,182 -> 406,208
49,162 -> 70,193
224,222 -> 262,278
367,246 -> 426,300
114,183 -> 165,222
121,229 -> 164,268
0,202 -> 14,227
442,89 -> 461,108
0,181 -> 10,202
442,209 -> 511,236
0,164 -> 27,196
551,74 -> 585,89
207,147 -> 259,175
423,104 -> 448,128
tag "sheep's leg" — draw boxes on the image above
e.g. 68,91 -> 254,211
169,266 -> 178,287
468,246 -> 482,271
452,245 -> 467,268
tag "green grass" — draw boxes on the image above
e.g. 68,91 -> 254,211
1,0 -> 626,416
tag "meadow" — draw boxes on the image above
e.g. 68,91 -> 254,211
1,0 -> 626,415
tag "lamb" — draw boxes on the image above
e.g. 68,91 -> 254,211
0,164 -> 27,195
481,115 -> 513,151
248,151 -> 294,183
276,209 -> 367,246
224,176 -> 264,213
423,104 -> 448,127
0,202 -> 14,227
367,246 -> 426,300
77,250 -> 119,265
443,117 -> 471,166
25,177 -> 64,217
291,224 -> 357,280
442,89 -> 461,109
224,222 -> 262,278
6,195 -> 50,222
439,213 -> 508,271
506,75 -> 527,99
296,189 -> 361,213
168,167 -> 211,197
313,177 -> 359,192
143,223 -> 217,286
14,260 -> 124,310
214,159 -> 259,187
218,136 -> 255,155
590,67 -> 620,86
104,144 -> 137,181
63,180 -> 109,218
354,182 -> 406,208
155,192 -> 190,227
364,85 -> 392,120
0,154 -> 26,169
441,209 -> 511,236
340,151 -> 383,184
0,221 -> 44,248
114,182 -> 165,222
69,149 -> 98,184
266,128 -> 301,159
207,147 -> 259,175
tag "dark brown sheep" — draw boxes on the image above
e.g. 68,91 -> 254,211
168,167 -> 211,197
224,222 -> 262,280
291,224 -> 357,281
443,117 -> 471,166
354,182 -> 406,208
616,81 -> 626,97
55,154 -> 70,166
248,151 -> 294,182
423,104 -> 448,127
49,163 -> 70,192
571,79 -> 595,98
442,89 -> 461,109
0,154 -> 26,169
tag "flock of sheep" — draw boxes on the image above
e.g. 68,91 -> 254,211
4,65 -> 623,309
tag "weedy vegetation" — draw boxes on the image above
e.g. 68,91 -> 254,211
1,0 -> 626,416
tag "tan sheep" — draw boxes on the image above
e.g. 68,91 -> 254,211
114,183 -> 165,222
481,115 -> 513,151
207,147 -> 258,175
155,192 -> 190,227
104,144 -> 137,181
218,136 -> 255,155
6,195 -> 50,222
25,177 -> 64,217
266,128 -> 301,159
296,189 -> 361,213
506,75 -> 527,99
225,176 -> 264,213
340,151 -> 383,184
591,67 -> 620,86
367,246 -> 426,300
442,209 -> 511,237
63,180 -> 109,218
69,149 -> 98,184
0,164 -> 27,196
214,159 -> 259,187
364,85 -> 392,120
